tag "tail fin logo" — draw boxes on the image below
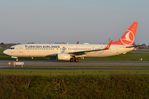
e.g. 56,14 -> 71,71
120,30 -> 134,45
112,21 -> 138,46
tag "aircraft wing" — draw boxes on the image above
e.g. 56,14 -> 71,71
69,40 -> 113,55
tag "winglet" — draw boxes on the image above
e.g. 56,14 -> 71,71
105,40 -> 113,50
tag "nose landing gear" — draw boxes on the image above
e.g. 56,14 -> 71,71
16,58 -> 18,61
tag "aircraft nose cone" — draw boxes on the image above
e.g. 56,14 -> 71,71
3,50 -> 9,55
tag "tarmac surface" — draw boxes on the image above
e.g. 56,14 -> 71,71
0,60 -> 149,70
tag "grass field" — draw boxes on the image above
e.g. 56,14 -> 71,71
0,70 -> 149,99
0,68 -> 149,98
0,69 -> 149,76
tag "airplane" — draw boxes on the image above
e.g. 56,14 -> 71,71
3,21 -> 138,62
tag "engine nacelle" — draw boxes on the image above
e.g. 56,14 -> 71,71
57,53 -> 72,61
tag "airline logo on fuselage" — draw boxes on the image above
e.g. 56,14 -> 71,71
120,30 -> 134,45
25,45 -> 60,49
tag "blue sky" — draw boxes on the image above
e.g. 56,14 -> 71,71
0,0 -> 148,44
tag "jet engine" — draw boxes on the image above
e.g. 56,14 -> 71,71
57,53 -> 72,61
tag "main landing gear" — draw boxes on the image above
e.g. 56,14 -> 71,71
70,57 -> 79,62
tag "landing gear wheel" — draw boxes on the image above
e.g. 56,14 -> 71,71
70,58 -> 75,62
70,57 -> 79,62
75,58 -> 79,62
16,58 -> 19,62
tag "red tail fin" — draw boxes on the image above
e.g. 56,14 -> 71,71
112,21 -> 138,46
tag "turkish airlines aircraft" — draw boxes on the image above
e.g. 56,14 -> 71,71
3,22 -> 138,62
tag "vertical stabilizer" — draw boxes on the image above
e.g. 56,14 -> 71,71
112,22 -> 138,46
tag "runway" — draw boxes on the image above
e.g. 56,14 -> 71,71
0,60 -> 149,70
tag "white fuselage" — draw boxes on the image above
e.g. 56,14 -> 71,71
3,44 -> 134,58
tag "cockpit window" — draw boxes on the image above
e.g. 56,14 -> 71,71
10,47 -> 15,49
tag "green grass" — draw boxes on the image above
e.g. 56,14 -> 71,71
0,72 -> 149,99
0,69 -> 149,76
0,48 -> 3,54
0,65 -> 149,98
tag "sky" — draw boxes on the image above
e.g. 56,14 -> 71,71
0,0 -> 148,44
